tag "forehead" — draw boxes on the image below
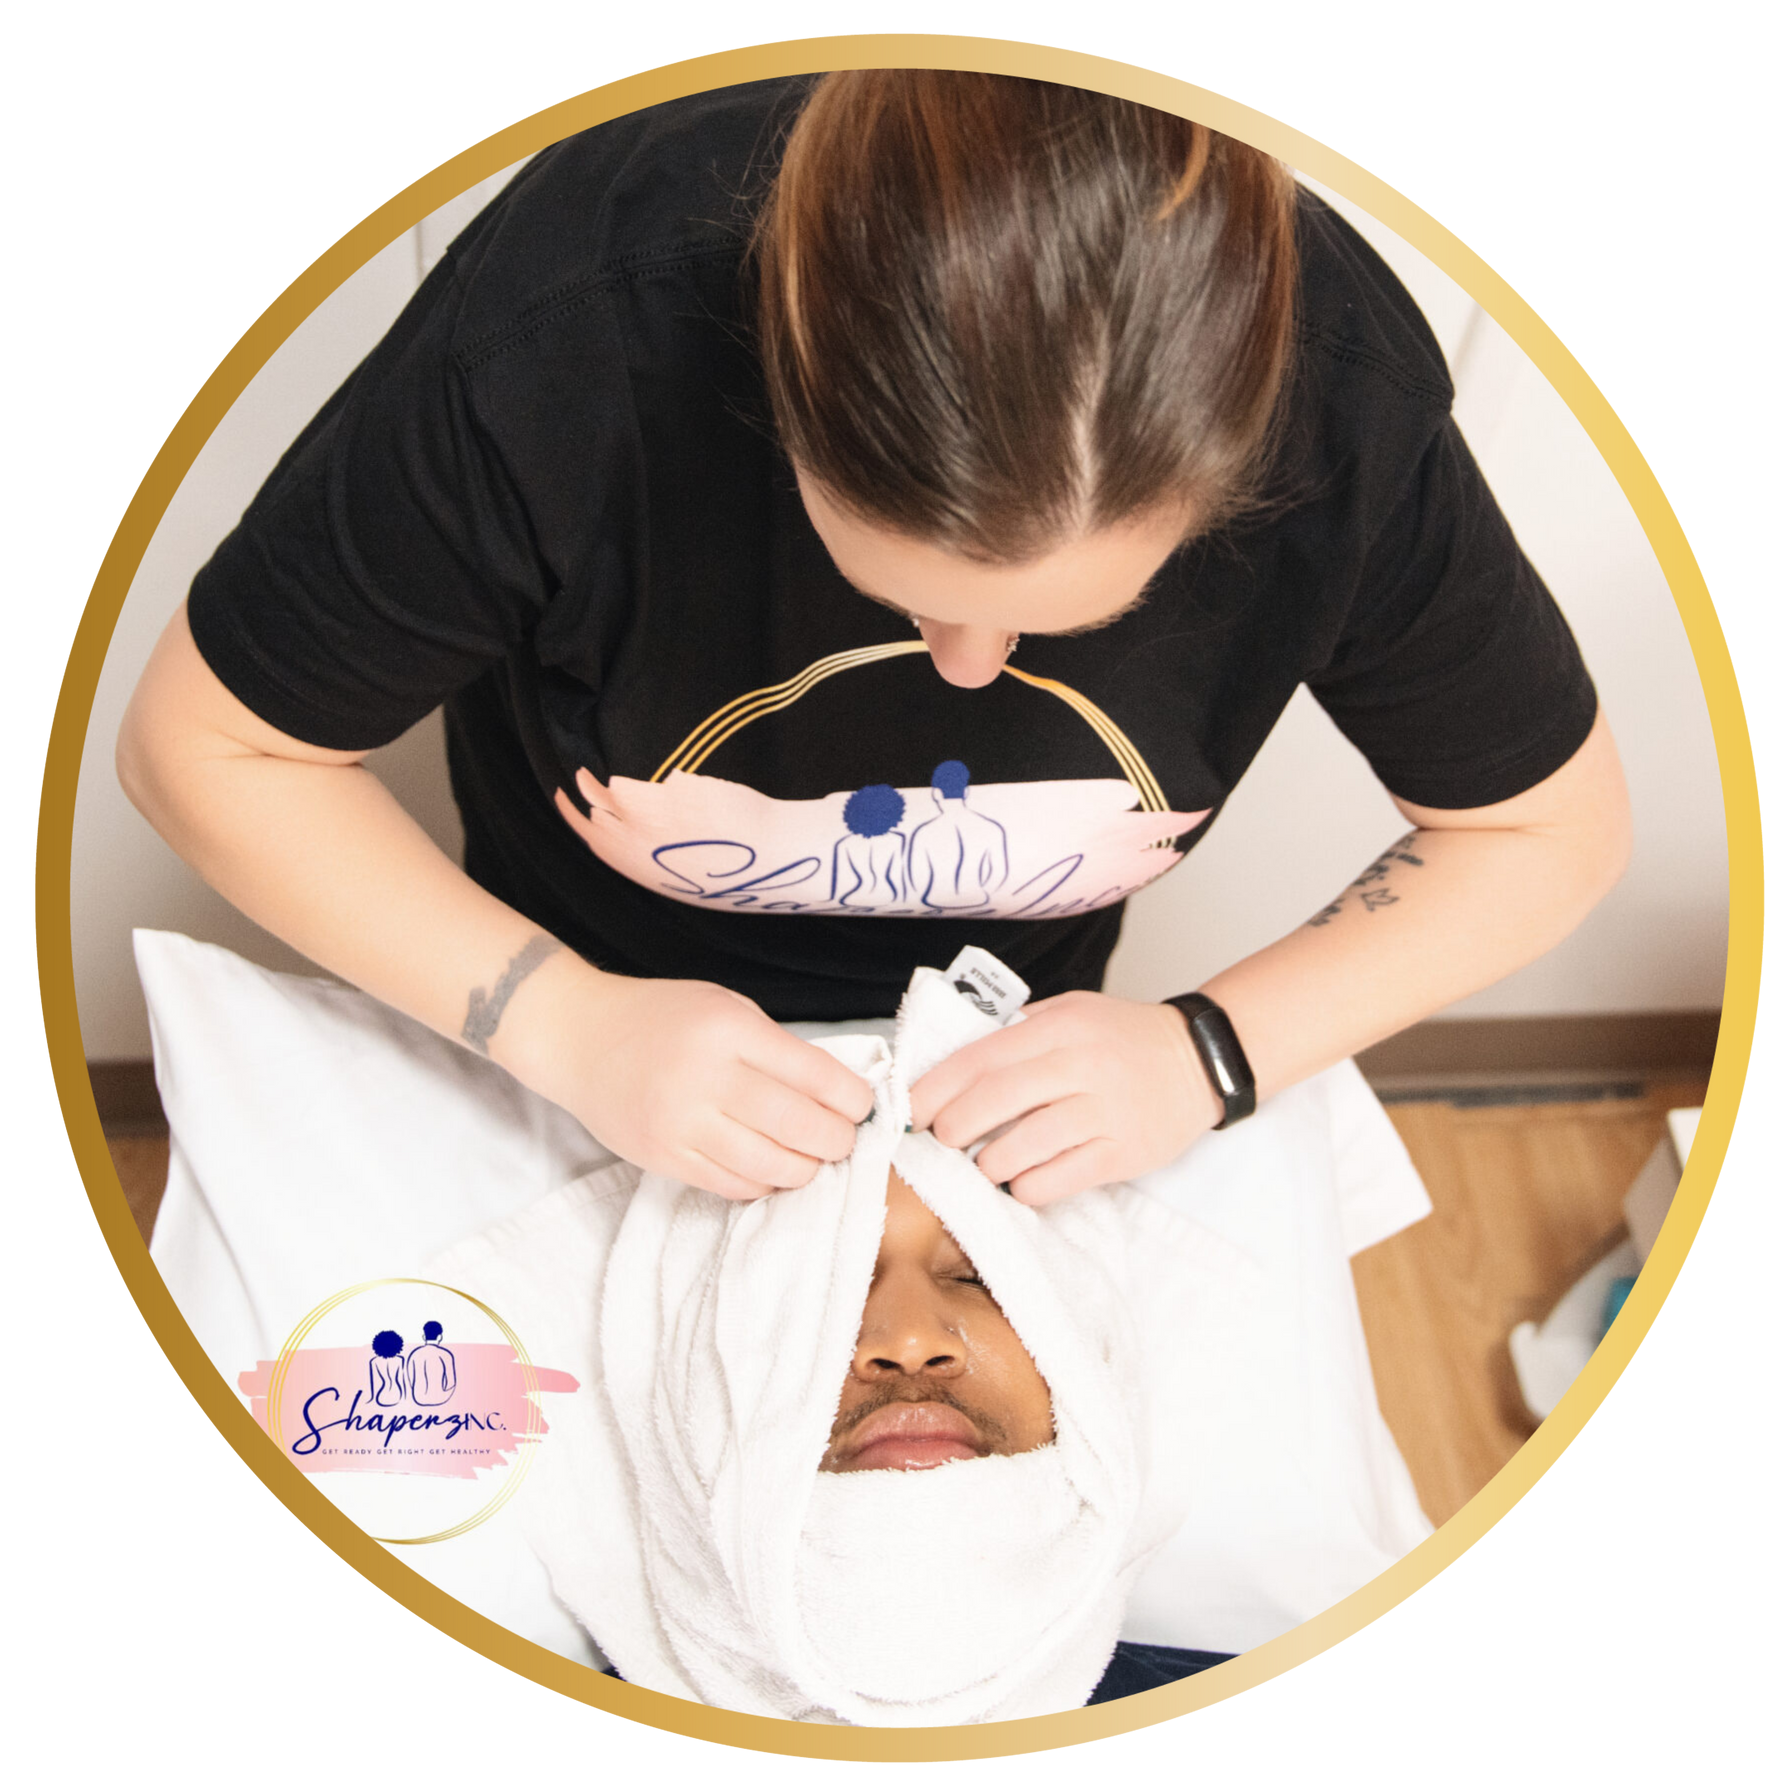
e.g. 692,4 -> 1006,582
799,472 -> 1186,635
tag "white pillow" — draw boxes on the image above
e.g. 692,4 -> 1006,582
139,929 -> 616,1664
1119,1071 -> 1435,1648
138,927 -> 1432,1665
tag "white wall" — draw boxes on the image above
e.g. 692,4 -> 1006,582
71,167 -> 1727,1058
72,173 -> 513,1059
1107,181 -> 1728,1018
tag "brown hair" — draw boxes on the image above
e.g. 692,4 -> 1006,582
754,71 -> 1299,562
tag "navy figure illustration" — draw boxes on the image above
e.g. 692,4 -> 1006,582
406,1319 -> 458,1407
831,783 -> 909,909
907,761 -> 1010,912
369,1330 -> 408,1408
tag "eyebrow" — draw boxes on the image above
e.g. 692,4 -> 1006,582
848,579 -> 1151,639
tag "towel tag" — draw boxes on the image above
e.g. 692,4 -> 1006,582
941,946 -> 1031,1023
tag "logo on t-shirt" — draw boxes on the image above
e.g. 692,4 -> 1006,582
554,643 -> 1208,919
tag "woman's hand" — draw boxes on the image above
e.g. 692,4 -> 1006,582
118,607 -> 874,1205
906,991 -> 1221,1204
498,958 -> 876,1201
907,715 -> 1630,1211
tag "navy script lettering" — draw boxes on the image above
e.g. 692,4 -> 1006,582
293,1387 -> 504,1455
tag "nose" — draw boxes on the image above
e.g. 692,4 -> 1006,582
917,620 -> 1011,690
850,1272 -> 968,1380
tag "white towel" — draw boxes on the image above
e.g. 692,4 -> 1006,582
436,954 -> 1205,1724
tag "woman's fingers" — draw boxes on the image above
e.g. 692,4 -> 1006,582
972,1094 -> 1102,1187
749,1021 -> 877,1124
734,1068 -> 861,1163
524,972 -> 877,1199
559,976 -> 1211,1203
926,1050 -> 1085,1152
907,991 -> 1219,1204
698,1116 -> 826,1194
681,1154 -> 779,1202
1006,1138 -> 1124,1207
907,1019 -> 1060,1132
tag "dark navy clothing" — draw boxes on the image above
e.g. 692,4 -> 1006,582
600,1640 -> 1231,1707
1086,1641 -> 1233,1703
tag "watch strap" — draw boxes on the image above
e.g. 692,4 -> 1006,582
1165,991 -> 1258,1129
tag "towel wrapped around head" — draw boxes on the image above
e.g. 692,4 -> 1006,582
441,958 -> 1189,1725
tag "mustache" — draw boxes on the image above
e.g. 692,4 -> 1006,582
827,1378 -> 1008,1449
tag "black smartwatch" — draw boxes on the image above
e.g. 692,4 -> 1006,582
1164,992 -> 1257,1130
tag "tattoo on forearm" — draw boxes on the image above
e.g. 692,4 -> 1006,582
462,935 -> 563,1055
1308,831 -> 1425,927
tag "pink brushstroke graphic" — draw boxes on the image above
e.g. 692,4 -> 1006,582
554,769 -> 1208,919
238,1345 -> 579,1480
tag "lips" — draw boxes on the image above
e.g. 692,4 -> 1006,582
831,1400 -> 989,1471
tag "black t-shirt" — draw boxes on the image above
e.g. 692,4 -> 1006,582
188,77 -> 1597,1022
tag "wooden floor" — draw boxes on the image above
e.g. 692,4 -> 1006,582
108,1134 -> 172,1247
1355,1073 -> 1705,1525
103,1076 -> 1703,1530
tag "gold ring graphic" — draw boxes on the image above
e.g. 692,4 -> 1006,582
652,640 -> 1172,815
264,1277 -> 545,1546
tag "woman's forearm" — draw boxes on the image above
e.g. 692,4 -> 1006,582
1200,711 -> 1632,1100
117,604 -> 875,1195
117,604 -> 592,1075
904,766 -> 1628,1208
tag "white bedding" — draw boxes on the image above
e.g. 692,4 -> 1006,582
137,927 -> 1433,1664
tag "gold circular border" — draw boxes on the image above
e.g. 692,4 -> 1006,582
34,31 -> 1759,1762
264,1278 -> 544,1546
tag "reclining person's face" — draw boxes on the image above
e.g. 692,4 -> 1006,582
821,1171 -> 1055,1472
